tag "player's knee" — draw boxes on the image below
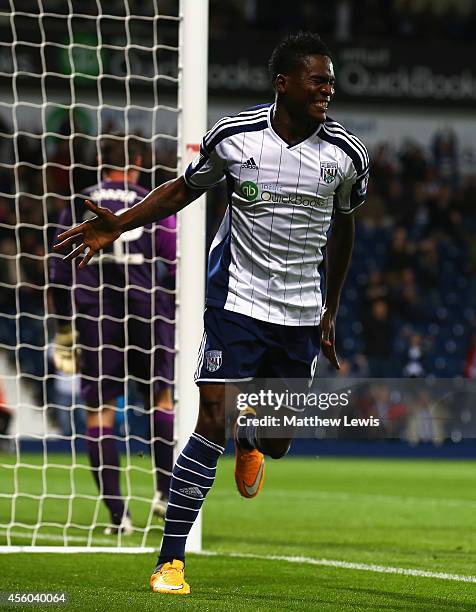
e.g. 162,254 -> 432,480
153,386 -> 173,411
86,404 -> 116,430
197,399 -> 225,437
196,385 -> 226,444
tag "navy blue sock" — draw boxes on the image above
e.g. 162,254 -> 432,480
156,432 -> 224,567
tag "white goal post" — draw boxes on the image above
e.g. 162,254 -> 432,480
176,0 -> 208,555
0,0 -> 208,553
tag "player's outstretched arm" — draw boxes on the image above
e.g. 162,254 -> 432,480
53,176 -> 202,267
53,199 -> 123,267
321,211 -> 355,370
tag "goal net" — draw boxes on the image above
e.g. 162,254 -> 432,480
0,0 -> 207,552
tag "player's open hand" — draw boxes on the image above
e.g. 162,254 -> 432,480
320,307 -> 340,370
53,199 -> 122,268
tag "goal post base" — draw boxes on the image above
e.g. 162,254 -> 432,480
0,546 -> 157,554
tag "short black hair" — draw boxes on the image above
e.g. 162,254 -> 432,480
100,133 -> 144,171
268,31 -> 332,84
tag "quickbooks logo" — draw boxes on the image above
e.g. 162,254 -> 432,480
261,190 -> 322,207
240,181 -> 259,202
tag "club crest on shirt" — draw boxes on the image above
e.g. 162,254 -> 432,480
205,350 -> 222,372
320,161 -> 338,184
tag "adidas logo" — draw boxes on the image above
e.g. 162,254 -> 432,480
179,486 -> 203,499
241,157 -> 259,170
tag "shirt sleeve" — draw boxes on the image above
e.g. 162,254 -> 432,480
183,132 -> 226,190
334,154 -> 370,215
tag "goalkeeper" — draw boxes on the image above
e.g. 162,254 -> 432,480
50,135 -> 176,531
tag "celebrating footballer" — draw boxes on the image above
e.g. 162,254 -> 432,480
54,32 -> 369,595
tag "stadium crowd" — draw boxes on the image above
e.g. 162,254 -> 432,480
332,130 -> 475,379
0,3 -> 473,405
1,126 -> 475,408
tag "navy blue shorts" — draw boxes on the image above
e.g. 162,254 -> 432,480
194,307 -> 320,385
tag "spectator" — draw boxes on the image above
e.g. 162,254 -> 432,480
402,331 -> 426,377
385,227 -> 415,280
362,299 -> 395,377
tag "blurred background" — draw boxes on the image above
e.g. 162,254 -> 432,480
0,0 -> 475,448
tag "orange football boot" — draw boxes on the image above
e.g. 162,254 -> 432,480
150,559 -> 190,595
234,407 -> 265,498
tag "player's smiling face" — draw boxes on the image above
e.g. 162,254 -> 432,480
280,54 -> 335,124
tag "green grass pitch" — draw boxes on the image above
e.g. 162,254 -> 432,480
0,453 -> 475,610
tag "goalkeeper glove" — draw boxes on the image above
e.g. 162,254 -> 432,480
53,324 -> 80,374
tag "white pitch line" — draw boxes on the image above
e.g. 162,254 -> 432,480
0,529 -> 159,547
0,546 -> 157,553
0,531 -> 475,584
198,551 -> 476,584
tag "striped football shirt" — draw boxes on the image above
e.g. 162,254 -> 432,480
184,103 -> 369,326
